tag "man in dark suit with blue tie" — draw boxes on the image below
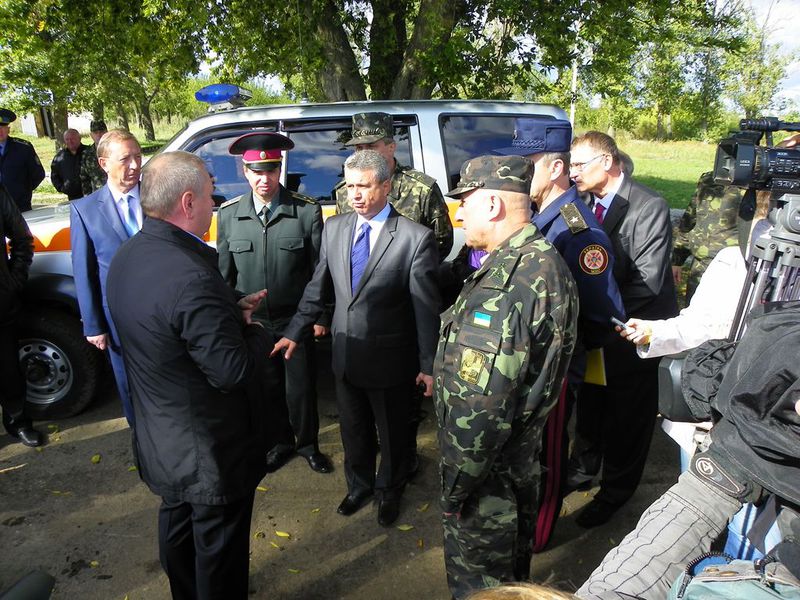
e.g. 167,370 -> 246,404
70,129 -> 143,426
273,150 -> 441,526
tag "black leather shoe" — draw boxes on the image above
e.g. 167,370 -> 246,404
265,448 -> 293,473
304,452 -> 333,474
8,425 -> 45,448
576,499 -> 621,529
337,492 -> 372,516
377,497 -> 400,527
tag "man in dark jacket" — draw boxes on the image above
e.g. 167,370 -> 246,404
0,109 -> 45,213
1,183 -> 44,447
50,129 -> 87,200
107,151 -> 273,600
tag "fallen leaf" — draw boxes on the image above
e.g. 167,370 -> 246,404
310,508 -> 320,513
253,531 -> 266,539
416,503 -> 429,513
91,454 -> 102,464
47,424 -> 58,431
417,538 -> 424,549
270,542 -> 281,549
288,568 -> 300,574
275,531 -> 291,538
127,466 -> 138,472
256,486 -> 268,492
396,524 -> 414,531
35,447 -> 43,453
89,560 -> 100,568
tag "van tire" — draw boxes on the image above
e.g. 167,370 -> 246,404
17,309 -> 103,419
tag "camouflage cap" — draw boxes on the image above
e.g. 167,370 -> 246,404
90,120 -> 107,133
445,155 -> 532,197
345,112 -> 394,146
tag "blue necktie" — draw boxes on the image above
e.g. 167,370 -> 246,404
351,222 -> 371,293
122,195 -> 139,236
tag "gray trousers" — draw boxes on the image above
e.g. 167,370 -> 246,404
576,470 -> 742,600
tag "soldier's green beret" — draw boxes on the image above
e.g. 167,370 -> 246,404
346,112 -> 394,146
445,155 -> 532,198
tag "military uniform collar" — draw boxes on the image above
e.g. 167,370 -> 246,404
468,223 -> 539,289
533,186 -> 578,227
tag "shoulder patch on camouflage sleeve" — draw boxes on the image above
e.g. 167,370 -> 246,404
219,197 -> 241,209
578,244 -> 609,275
560,203 -> 589,234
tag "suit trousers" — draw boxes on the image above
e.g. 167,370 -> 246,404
265,326 -> 320,457
335,376 -> 412,500
107,344 -> 134,428
158,491 -> 256,600
572,359 -> 660,506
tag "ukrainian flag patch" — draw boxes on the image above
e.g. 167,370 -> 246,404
472,312 -> 492,328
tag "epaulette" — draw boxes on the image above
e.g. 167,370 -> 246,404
290,191 -> 318,205
396,164 -> 436,187
560,203 -> 589,234
11,137 -> 34,148
332,179 -> 346,191
219,196 -> 241,209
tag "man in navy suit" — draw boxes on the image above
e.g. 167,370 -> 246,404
273,150 -> 440,527
70,129 -> 143,426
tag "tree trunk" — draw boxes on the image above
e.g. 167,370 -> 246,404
92,102 -> 105,122
391,0 -> 467,99
368,0 -> 408,99
656,111 -> 664,140
51,93 -> 69,151
115,102 -> 130,131
137,97 -> 156,142
303,1 -> 367,101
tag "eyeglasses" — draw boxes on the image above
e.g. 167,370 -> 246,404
569,154 -> 606,172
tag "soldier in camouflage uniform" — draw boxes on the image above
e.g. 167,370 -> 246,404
334,111 -> 454,477
333,112 -> 453,261
435,155 -> 578,600
672,172 -> 742,303
80,120 -> 108,196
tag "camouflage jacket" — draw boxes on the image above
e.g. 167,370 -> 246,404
673,172 -> 742,266
433,224 -> 578,512
334,163 -> 454,261
80,143 -> 107,196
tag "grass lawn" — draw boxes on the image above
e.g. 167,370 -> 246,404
621,139 -> 717,210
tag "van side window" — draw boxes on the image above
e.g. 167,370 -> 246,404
284,125 -> 413,204
440,115 -> 527,190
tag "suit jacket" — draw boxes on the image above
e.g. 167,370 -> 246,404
599,176 -> 678,321
0,184 -> 33,324
70,184 -> 137,338
0,137 -> 46,213
594,177 -> 678,374
107,218 -> 271,504
284,206 -> 440,389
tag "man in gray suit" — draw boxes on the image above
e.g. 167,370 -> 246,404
273,150 -> 440,527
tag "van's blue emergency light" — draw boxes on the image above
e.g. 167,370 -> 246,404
195,84 -> 253,111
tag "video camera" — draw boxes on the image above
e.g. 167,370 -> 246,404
714,117 -> 800,193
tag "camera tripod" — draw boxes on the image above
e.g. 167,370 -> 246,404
729,193 -> 800,341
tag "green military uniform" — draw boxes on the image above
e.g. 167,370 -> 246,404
435,224 -> 577,598
673,172 -> 742,302
80,143 -> 107,196
334,163 -> 453,261
217,185 -> 326,457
